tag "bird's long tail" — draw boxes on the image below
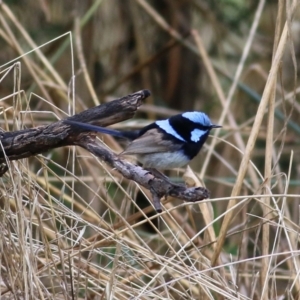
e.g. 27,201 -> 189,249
64,120 -> 138,140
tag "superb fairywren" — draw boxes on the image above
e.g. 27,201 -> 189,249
65,112 -> 221,170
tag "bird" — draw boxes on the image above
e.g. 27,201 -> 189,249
64,112 -> 221,173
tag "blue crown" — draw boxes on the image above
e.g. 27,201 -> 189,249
182,112 -> 212,127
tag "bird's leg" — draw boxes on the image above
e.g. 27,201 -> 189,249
147,168 -> 170,181
147,168 -> 185,188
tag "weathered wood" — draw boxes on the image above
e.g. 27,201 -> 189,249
77,135 -> 209,211
0,89 -> 209,211
0,89 -> 150,163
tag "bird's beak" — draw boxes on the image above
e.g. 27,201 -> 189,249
211,124 -> 222,128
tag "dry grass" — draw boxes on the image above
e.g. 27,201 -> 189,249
0,0 -> 300,299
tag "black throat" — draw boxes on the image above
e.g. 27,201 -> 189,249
181,131 -> 210,159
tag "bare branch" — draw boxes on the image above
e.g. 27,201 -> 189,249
0,89 -> 209,211
0,90 -> 150,163
77,135 -> 209,212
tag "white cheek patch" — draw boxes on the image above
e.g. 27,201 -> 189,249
190,128 -> 206,142
156,120 -> 186,142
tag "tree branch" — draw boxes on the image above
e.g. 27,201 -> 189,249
0,90 -> 149,163
77,135 -> 209,211
0,89 -> 210,211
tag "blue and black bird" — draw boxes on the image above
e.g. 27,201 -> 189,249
64,112 -> 221,170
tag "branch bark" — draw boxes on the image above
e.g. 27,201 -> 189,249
0,89 -> 209,211
0,90 -> 149,162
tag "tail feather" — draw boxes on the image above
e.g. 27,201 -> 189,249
64,120 -> 138,140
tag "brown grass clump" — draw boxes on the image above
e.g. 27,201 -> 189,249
0,1 -> 300,299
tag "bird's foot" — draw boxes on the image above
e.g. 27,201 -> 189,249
147,168 -> 186,188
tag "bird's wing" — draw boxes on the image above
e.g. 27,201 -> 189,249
122,128 -> 183,155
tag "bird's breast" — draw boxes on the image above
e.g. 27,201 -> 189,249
138,151 -> 190,169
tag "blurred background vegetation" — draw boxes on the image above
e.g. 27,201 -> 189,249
0,0 -> 300,299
